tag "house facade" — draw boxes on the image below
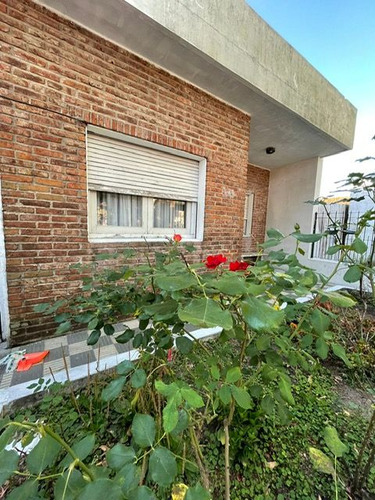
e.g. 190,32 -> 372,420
0,0 -> 356,346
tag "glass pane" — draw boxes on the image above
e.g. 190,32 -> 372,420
153,199 -> 187,228
97,192 -> 142,227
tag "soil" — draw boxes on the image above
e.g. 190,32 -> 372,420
331,369 -> 374,420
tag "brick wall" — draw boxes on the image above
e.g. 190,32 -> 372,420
242,164 -> 270,255
0,0 -> 265,345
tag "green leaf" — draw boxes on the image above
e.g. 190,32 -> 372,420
343,265 -> 362,283
266,228 -> 284,240
0,425 -> 16,451
178,298 -> 233,330
213,275 -> 248,295
74,311 -> 96,324
326,245 -> 342,256
34,302 -> 50,313
129,486 -> 157,500
324,426 -> 348,457
170,409 -> 189,436
241,297 -> 284,333
300,333 -> 313,349
117,359 -> 134,375
310,308 -> 331,336
278,378 -> 295,406
261,395 -> 275,415
107,444 -> 136,471
149,447 -> 177,487
210,365 -> 220,380
116,329 -> 135,344
103,324 -> 115,336
26,435 -> 61,474
186,483 -> 211,500
292,232 -> 324,243
155,380 -> 179,398
249,384 -> 263,398
180,388 -> 204,408
350,237 -> 367,254
246,283 -> 267,296
116,462 -> 140,496
163,402 -> 179,433
54,469 -> 86,500
56,321 -> 72,335
55,312 -> 71,323
60,434 -> 96,469
143,300 -> 178,320
332,343 -> 351,367
225,366 -> 242,384
256,334 -> 271,351
309,447 -> 335,476
218,385 -> 232,405
6,480 -> 38,500
315,338 -> 329,360
79,479 -> 123,500
88,318 -> 99,330
155,274 -> 196,292
132,414 -> 155,448
102,377 -> 126,402
0,449 -> 18,485
260,238 -> 282,249
176,336 -> 193,354
231,386 -> 252,409
130,369 -> 147,389
87,329 -> 101,345
321,291 -> 356,308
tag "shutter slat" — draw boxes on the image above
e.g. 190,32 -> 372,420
87,133 -> 200,202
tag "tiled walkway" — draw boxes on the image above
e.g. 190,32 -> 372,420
0,321 -> 220,411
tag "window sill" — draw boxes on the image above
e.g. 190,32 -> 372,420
88,235 -> 203,244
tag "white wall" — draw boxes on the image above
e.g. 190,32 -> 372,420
266,157 -> 365,287
266,157 -> 322,256
0,179 -> 10,341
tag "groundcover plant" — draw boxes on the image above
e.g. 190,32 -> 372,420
1,220 -> 370,499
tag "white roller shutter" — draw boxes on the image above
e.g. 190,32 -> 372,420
87,133 -> 200,202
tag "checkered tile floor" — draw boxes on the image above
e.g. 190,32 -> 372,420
0,320 -> 139,392
0,321 -> 219,411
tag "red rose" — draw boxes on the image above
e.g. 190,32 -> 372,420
229,261 -> 250,271
205,254 -> 227,269
173,234 -> 182,242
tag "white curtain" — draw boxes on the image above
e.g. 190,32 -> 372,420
97,192 -> 142,227
153,199 -> 186,228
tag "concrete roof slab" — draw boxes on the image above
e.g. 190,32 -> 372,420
34,0 -> 356,168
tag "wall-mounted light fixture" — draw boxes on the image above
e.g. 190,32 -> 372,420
266,146 -> 276,155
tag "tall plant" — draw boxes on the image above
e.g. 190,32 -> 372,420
2,229 -> 357,499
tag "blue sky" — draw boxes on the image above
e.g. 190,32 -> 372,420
246,0 -> 375,194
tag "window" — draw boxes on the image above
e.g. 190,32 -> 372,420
243,192 -> 254,236
87,127 -> 205,241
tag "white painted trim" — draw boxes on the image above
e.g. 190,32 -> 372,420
0,179 -> 10,342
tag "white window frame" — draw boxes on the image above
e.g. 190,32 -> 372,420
243,192 -> 254,237
87,126 -> 206,243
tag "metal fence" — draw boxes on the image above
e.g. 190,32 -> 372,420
311,206 -> 375,262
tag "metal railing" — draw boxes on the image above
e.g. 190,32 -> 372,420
311,207 -> 375,263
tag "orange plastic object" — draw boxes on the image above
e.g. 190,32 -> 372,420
17,351 -> 49,372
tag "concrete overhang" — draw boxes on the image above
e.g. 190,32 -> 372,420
34,0 -> 357,169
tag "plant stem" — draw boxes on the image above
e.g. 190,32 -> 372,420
359,439 -> 375,490
224,400 -> 236,500
189,426 -> 210,491
353,409 -> 375,491
9,422 -> 95,481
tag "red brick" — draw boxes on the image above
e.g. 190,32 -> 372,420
1,0 -> 271,346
